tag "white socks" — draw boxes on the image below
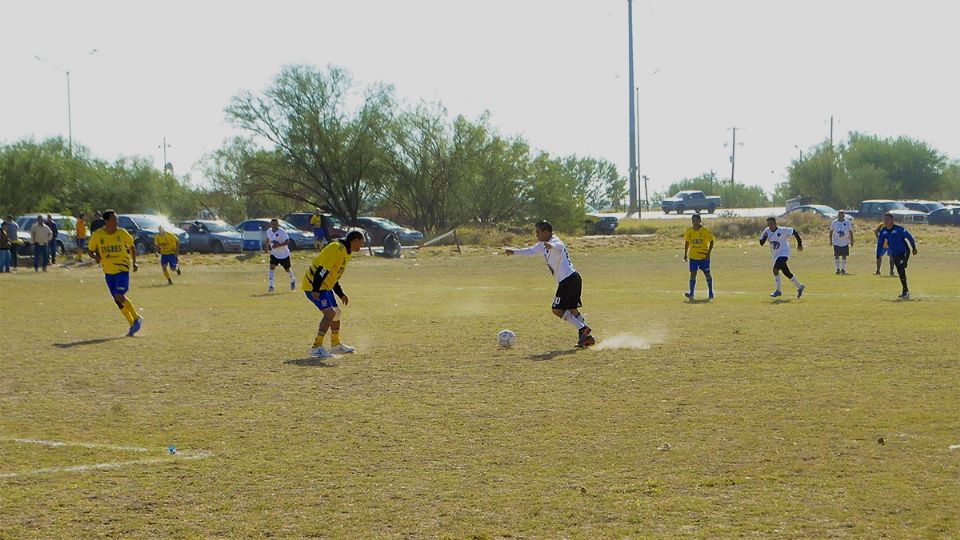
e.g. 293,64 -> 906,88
288,270 -> 296,285
562,311 -> 586,330
835,257 -> 841,271
841,258 -> 847,271
790,276 -> 802,288
774,274 -> 782,291
268,270 -> 275,287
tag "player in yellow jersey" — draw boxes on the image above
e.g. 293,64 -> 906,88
682,213 -> 715,300
75,212 -> 88,261
310,208 -> 327,250
302,231 -> 364,358
154,225 -> 181,285
88,210 -> 143,336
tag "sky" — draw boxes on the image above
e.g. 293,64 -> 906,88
2,0 -> 959,201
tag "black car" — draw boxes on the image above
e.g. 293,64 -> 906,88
928,207 -> 960,226
118,214 -> 190,256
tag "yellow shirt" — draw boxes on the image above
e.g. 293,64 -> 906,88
76,218 -> 87,238
684,226 -> 715,260
303,240 -> 351,292
89,228 -> 135,274
154,231 -> 179,254
310,214 -> 322,228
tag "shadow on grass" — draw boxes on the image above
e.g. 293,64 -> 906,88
251,292 -> 286,298
235,252 -> 262,262
685,298 -> 712,304
771,298 -> 794,304
141,283 -> 174,289
53,337 -> 125,349
284,357 -> 336,367
528,349 -> 579,362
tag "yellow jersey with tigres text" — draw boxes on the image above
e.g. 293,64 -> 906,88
154,231 -> 179,254
89,228 -> 135,274
684,226 -> 715,260
303,240 -> 351,292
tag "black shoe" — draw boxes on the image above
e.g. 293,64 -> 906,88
577,326 -> 594,348
176,267 -> 181,276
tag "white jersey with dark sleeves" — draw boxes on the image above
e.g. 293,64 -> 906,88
760,226 -> 794,260
266,227 -> 291,259
511,234 -> 576,283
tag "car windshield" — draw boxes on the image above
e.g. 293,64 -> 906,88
203,221 -> 236,233
879,202 -> 908,211
278,221 -> 300,232
924,202 -> 945,211
134,215 -> 176,230
370,217 -> 402,229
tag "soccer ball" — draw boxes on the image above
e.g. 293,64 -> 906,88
497,329 -> 517,349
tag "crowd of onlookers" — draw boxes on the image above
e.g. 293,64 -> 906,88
1,212 -> 105,273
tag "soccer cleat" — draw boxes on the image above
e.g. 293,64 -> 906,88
176,267 -> 181,276
577,326 -> 594,348
308,346 -> 333,358
290,280 -> 296,291
770,290 -> 782,298
267,286 -> 275,293
899,292 -> 910,299
797,285 -> 805,298
840,269 -> 846,275
874,270 -> 881,275
684,292 -> 694,300
167,279 -> 173,285
127,318 -> 142,337
708,293 -> 715,300
329,343 -> 356,354
836,269 -> 841,274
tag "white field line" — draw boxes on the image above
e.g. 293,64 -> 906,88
0,437 -> 213,478
643,289 -> 960,299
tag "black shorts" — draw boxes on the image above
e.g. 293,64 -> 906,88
773,256 -> 790,272
833,245 -> 850,256
552,272 -> 583,310
269,255 -> 291,271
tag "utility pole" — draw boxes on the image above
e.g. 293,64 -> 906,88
626,0 -> 638,216
159,137 -> 172,174
642,174 -> 649,209
725,127 -> 744,187
829,115 -> 834,149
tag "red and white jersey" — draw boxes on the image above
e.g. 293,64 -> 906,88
266,227 -> 291,258
830,218 -> 853,247
760,226 -> 794,260
511,234 -> 576,283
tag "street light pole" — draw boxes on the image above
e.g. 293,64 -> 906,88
159,137 -> 172,174
35,50 -> 97,158
626,0 -> 638,215
794,144 -> 803,160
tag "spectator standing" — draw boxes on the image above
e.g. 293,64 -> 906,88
5,215 -> 19,270
0,222 -> 11,272
75,213 -> 88,261
46,214 -> 59,264
30,215 -> 53,271
90,211 -> 106,234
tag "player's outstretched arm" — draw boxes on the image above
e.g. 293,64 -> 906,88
793,231 -> 803,251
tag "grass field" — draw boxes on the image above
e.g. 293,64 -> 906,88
2,227 -> 959,537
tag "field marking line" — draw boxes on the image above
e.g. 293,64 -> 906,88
0,451 -> 212,479
0,437 -> 213,478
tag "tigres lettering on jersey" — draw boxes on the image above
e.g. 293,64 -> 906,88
89,228 -> 135,274
684,226 -> 715,260
154,231 -> 179,254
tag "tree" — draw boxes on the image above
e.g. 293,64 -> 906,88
224,64 -> 394,223
524,152 -> 582,232
659,171 -> 770,209
561,155 -> 622,210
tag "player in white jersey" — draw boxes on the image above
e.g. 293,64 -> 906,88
264,218 -> 297,292
829,210 -> 854,274
759,217 -> 805,298
505,220 -> 595,348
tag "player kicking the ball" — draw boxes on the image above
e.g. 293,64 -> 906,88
759,217 -> 805,298
505,220 -> 595,348
303,231 -> 364,358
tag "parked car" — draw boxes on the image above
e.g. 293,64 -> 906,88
583,205 -> 620,234
16,214 -> 78,256
282,211 -> 370,242
117,214 -> 190,256
927,206 -> 960,226
175,220 -> 243,253
780,204 -> 853,222
903,200 -> 946,214
355,216 -> 425,245
235,219 -> 314,251
660,190 -> 721,214
845,200 -> 927,224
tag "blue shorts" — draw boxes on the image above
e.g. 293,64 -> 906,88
76,238 -> 86,250
689,258 -> 711,273
305,290 -> 337,310
105,272 -> 130,296
160,254 -> 178,268
313,228 -> 326,240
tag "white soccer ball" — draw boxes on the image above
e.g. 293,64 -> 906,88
497,329 -> 517,349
